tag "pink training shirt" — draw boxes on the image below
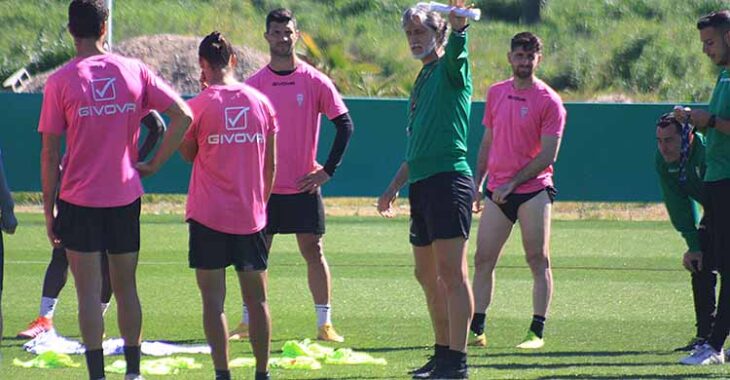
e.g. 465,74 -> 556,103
38,54 -> 178,207
483,78 -> 567,194
185,83 -> 278,235
246,61 -> 348,194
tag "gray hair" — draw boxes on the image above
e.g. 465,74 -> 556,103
401,6 -> 448,48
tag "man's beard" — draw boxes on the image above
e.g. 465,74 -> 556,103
513,67 -> 533,79
412,38 -> 437,60
718,54 -> 730,66
271,45 -> 293,58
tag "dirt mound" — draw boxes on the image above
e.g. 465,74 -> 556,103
23,34 -> 268,95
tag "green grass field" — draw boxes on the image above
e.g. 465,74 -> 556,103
1,212 -> 729,379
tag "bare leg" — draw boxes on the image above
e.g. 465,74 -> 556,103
196,269 -> 228,371
296,233 -> 330,306
107,252 -> 142,346
472,199 -> 514,314
433,237 -> 473,353
413,245 -> 449,346
517,191 -> 553,318
67,250 -> 104,349
238,270 -> 270,374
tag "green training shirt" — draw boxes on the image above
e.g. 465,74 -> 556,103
405,31 -> 473,183
706,69 -> 730,182
655,134 -> 706,251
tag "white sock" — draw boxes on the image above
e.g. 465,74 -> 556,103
315,304 -> 332,327
100,303 -> 110,316
242,304 -> 249,325
40,297 -> 58,319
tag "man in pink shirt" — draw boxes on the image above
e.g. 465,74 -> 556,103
234,8 -> 354,343
470,32 -> 567,350
37,1 -> 192,379
18,111 -> 165,340
180,32 -> 277,380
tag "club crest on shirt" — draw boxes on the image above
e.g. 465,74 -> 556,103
520,106 -> 529,118
297,93 -> 304,107
90,77 -> 117,101
224,106 -> 250,130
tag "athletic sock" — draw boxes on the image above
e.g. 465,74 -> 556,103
100,303 -> 110,316
215,369 -> 231,380
315,304 -> 332,327
470,312 -> 486,335
434,343 -> 449,359
40,297 -> 58,319
447,349 -> 467,368
530,315 -> 546,338
242,304 -> 249,325
123,345 -> 141,375
84,348 -> 105,380
254,371 -> 271,380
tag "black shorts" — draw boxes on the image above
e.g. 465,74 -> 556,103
484,186 -> 557,224
409,171 -> 474,247
188,219 -> 268,272
54,198 -> 141,254
265,190 -> 325,235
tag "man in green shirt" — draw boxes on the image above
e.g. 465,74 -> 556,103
377,1 -> 474,378
655,113 -> 717,353
678,10 -> 730,365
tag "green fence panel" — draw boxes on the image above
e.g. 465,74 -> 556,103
0,93 -> 694,201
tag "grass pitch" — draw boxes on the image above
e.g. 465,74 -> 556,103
1,213 -> 728,379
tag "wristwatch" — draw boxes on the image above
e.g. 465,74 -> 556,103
708,113 -> 717,128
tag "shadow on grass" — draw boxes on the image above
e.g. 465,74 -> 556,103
351,345 -> 434,353
534,374 -> 727,379
0,339 -> 27,348
476,362 -> 675,370
299,378 -> 387,380
479,350 -> 673,358
138,338 -> 208,345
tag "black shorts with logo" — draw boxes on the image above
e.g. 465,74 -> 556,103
409,171 -> 475,247
54,198 -> 141,254
484,186 -> 557,224
188,219 -> 268,272
265,190 -> 325,235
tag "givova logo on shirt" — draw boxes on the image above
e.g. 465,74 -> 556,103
225,107 -> 250,130
91,78 -> 117,101
209,106 -> 264,145
78,77 -> 136,117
